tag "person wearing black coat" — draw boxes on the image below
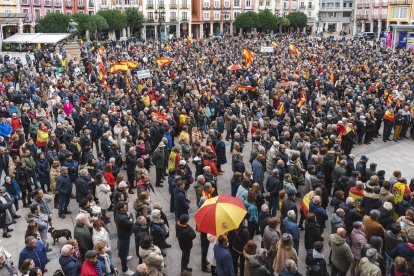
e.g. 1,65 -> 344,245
176,214 -> 196,273
75,170 -> 92,203
35,153 -> 50,192
356,156 -> 369,182
125,148 -> 138,193
133,215 -> 149,264
228,224 -> 250,276
233,156 -> 246,174
56,167 -> 72,219
115,201 -> 134,274
0,148 -> 9,178
266,169 -> 282,216
304,213 -> 323,250
88,119 -> 103,152
305,242 -> 328,276
214,135 -> 227,172
0,188 -> 13,238
14,162 -> 31,207
174,181 -> 189,220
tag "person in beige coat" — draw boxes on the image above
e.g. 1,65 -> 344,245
396,209 -> 414,237
273,233 -> 298,273
358,248 -> 381,276
139,235 -> 164,276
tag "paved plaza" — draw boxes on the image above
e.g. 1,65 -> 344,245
2,134 -> 413,275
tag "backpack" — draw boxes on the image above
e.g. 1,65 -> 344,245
53,269 -> 65,276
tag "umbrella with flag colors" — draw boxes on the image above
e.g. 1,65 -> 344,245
227,64 -> 242,71
195,195 -> 247,236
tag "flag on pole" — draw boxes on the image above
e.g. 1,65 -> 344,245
109,63 -> 129,74
155,57 -> 172,68
242,48 -> 254,67
289,44 -> 300,57
97,49 -> 108,86
120,60 -> 138,70
187,36 -> 191,49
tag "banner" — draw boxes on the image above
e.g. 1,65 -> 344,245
386,32 -> 393,48
398,31 -> 408,49
407,32 -> 414,51
136,69 -> 152,80
260,46 -> 274,53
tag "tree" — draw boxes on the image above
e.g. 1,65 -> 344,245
286,12 -> 308,29
71,13 -> 96,33
125,8 -> 145,35
36,12 -> 71,33
97,9 -> 127,31
234,12 -> 257,31
256,9 -> 279,32
93,15 -> 109,31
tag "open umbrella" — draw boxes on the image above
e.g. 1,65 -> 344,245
195,195 -> 247,236
281,81 -> 299,87
227,64 -> 242,71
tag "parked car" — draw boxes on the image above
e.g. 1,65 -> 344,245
355,32 -> 376,40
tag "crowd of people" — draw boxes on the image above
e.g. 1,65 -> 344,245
0,33 -> 412,276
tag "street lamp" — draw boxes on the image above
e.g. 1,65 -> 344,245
154,5 -> 165,52
222,11 -> 230,34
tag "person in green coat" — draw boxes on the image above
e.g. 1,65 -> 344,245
21,148 -> 37,189
152,142 -> 165,187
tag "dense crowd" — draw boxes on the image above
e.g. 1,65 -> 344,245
0,33 -> 412,276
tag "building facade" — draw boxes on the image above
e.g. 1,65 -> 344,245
191,0 -> 233,37
276,0 -> 319,34
318,0 -> 353,33
354,0 -> 388,35
387,0 -> 414,25
141,0 -> 191,39
20,0 -> 63,32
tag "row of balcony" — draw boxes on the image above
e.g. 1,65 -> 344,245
147,4 -> 189,9
356,14 -> 388,19
357,2 -> 388,8
146,17 -> 189,22
65,1 -> 94,8
20,0 -> 62,6
203,5 -> 231,9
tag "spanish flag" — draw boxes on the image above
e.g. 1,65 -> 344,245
297,90 -> 307,108
212,54 -> 218,65
272,41 -> 278,47
151,111 -> 168,123
155,57 -> 172,68
410,51 -> 413,59
330,71 -> 335,83
383,110 -> 395,122
110,63 -> 129,74
300,191 -> 315,216
120,60 -> 138,70
242,48 -> 254,67
289,44 -> 300,57
187,35 -> 191,49
349,187 -> 364,212
276,102 -> 284,116
237,86 -> 257,91
388,94 -> 394,104
97,49 -> 106,83
36,128 -> 49,147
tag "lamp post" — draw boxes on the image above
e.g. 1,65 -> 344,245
154,4 -> 165,52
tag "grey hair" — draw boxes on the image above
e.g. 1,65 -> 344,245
340,160 -> 347,167
346,197 -> 355,206
313,195 -> 321,204
353,221 -> 363,229
197,175 -> 205,181
272,169 -> 279,175
25,236 -> 36,245
287,210 -> 296,219
370,209 -> 381,220
366,248 -> 377,261
75,213 -> 87,223
61,244 -> 73,256
285,259 -> 296,270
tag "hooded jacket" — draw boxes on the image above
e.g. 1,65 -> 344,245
328,233 -> 354,273
331,213 -> 345,234
139,245 -> 164,276
384,230 -> 403,255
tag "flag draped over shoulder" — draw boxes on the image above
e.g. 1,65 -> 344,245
300,191 -> 315,216
289,44 -> 300,57
383,110 -> 395,122
155,57 -> 172,68
242,48 -> 254,67
36,128 -> 49,147
276,102 -> 285,116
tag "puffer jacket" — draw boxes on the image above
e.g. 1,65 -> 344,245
59,255 -> 82,276
139,245 -> 164,276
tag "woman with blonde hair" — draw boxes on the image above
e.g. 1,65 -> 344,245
49,161 -> 61,209
92,220 -> 111,256
273,233 -> 298,273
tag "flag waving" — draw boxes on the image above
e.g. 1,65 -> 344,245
242,48 -> 254,67
110,63 -> 129,74
119,60 -> 138,70
289,44 -> 300,57
155,57 -> 172,68
187,36 -> 191,49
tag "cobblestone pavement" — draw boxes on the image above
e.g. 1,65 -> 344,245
3,135 -> 413,275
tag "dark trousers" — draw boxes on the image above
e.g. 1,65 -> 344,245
118,238 -> 130,272
127,173 -> 135,188
200,232 -> 209,269
58,194 -> 70,216
230,247 -> 245,276
331,263 -> 347,276
383,124 -> 393,141
155,167 -> 163,186
268,197 -> 278,216
181,248 -> 191,269
247,221 -> 257,239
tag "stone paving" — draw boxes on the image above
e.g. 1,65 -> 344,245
2,135 -> 413,275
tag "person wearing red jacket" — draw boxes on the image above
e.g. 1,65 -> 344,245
81,250 -> 100,276
10,113 -> 22,132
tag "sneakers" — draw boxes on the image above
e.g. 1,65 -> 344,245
126,255 -> 133,261
122,269 -> 135,275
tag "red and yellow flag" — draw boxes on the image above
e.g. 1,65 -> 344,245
289,44 -> 300,57
276,102 -> 285,116
297,90 -> 307,108
242,48 -> 254,67
109,63 -> 129,74
330,71 -> 335,83
155,57 -> 172,68
237,85 -> 257,91
300,191 -> 315,216
272,41 -> 278,47
187,36 -> 191,49
383,110 -> 395,122
36,128 -> 49,147
120,60 -> 138,70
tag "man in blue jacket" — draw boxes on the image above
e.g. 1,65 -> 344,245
19,236 -> 48,273
284,210 -> 300,253
174,181 -> 189,220
214,234 -> 234,276
0,118 -> 12,141
309,195 -> 328,234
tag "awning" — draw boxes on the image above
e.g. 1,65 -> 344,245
3,33 -> 70,44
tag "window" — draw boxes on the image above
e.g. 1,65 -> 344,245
47,9 -> 51,14
78,0 -> 84,6
101,0 -> 107,5
125,0 -> 130,5
116,0 -> 121,5
3,0 -> 10,3
170,12 -> 176,20
246,0 -> 251,7
66,0 -> 72,6
234,0 -> 240,7
22,8 -> 29,15
33,0 -> 40,5
349,2 -> 352,7
79,10 -> 84,13
203,12 -> 210,20
214,0 -> 220,8
148,12 -> 153,19
182,12 -> 187,20
234,11 -> 240,18
56,9 -> 61,13
134,0 -> 138,4
300,2 -> 304,8
214,11 -> 220,20
67,11 -> 72,15
21,0 -> 28,4
159,0 -> 164,8
203,0 -> 210,8
284,2 -> 287,8
343,11 -> 352,17
343,3 -> 346,7
4,9 -> 12,13
35,9 -> 41,20
265,1 -> 270,6
392,7 -> 408,18
322,3 -> 325,8
308,2 -> 312,8
147,0 -> 153,6
335,3 -> 339,7
224,1 -> 230,7
308,11 -> 311,16
55,0 -> 61,5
